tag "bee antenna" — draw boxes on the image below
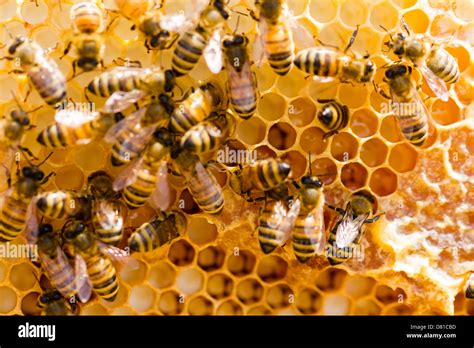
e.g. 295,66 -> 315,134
18,147 -> 34,166
233,12 -> 241,35
2,24 -> 13,40
308,151 -> 312,175
37,152 -> 54,167
10,91 -> 24,110
379,25 -> 393,41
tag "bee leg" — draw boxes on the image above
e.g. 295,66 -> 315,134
163,34 -> 180,50
18,146 -> 38,161
60,41 -> 72,60
365,212 -> 385,224
3,165 -> 12,188
291,180 -> 301,190
326,204 -> 345,215
40,172 -> 56,185
323,130 -> 338,139
344,25 -> 360,54
84,87 -> 92,103
315,39 -> 339,51
373,81 -> 391,100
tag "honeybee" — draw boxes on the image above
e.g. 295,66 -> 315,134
230,158 -> 292,198
36,190 -> 91,220
171,0 -> 229,76
113,128 -> 173,210
31,223 -> 91,304
382,17 -> 459,102
257,184 -> 300,254
37,289 -> 78,316
223,34 -> 258,119
62,219 -> 136,302
294,26 -> 375,84
86,66 -> 175,98
62,1 -> 105,75
180,111 -> 235,154
3,37 -> 67,106
128,210 -> 186,253
316,99 -> 349,138
326,191 -> 383,265
87,171 -> 123,246
251,0 -> 314,75
466,273 -> 473,299
171,146 -> 224,214
376,64 -> 432,147
0,153 -> 54,243
105,94 -> 174,166
169,82 -> 224,134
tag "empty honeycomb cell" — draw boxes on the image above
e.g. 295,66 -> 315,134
158,290 -> 184,315
247,305 -> 272,315
300,127 -> 328,155
0,286 -> 17,313
255,64 -> 277,92
453,0 -> 474,22
255,145 -> 277,159
360,138 -> 388,167
310,157 -> 338,185
112,17 -> 138,41
322,294 -> 351,315
257,255 -> 288,283
296,288 -> 323,314
73,142 -> 107,173
197,246 -> 225,272
266,284 -> 293,309
431,99 -> 461,126
318,23 -> 351,52
129,285 -> 155,313
281,151 -> 306,180
455,75 -> 474,105
236,117 -> 266,145
176,268 -> 204,296
169,240 -> 196,267
268,122 -> 297,150
207,273 -> 233,300
227,250 -> 257,277
21,1 -> 48,25
458,23 -> 474,46
353,298 -> 382,315
309,0 -> 338,23
403,9 -> 429,33
227,5 -> 254,33
124,42 -> 152,68
345,275 -> 376,299
369,167 -> 398,196
55,164 -> 84,191
380,115 -> 403,142
188,218 -> 218,245
340,0 -> 368,28
389,143 -> 418,173
81,303 -> 108,315
45,148 -> 69,167
216,300 -> 243,316
21,292 -> 41,316
31,26 -> 60,51
0,0 -> 16,21
315,268 -> 348,292
384,304 -> 414,315
288,97 -> 316,127
178,189 -> 201,215
338,84 -> 368,109
236,278 -> 264,305
375,285 -> 406,304
120,259 -> 147,286
287,0 -> 306,16
349,27 -> 382,56
258,93 -> 286,121
276,68 -> 308,99
10,263 -> 36,291
369,90 -> 388,114
341,162 -> 368,190
309,80 -> 339,101
0,75 -> 18,102
391,0 -> 417,9
148,261 -> 176,289
0,262 -> 7,282
370,1 -> 399,31
188,296 -> 214,316
330,132 -> 359,162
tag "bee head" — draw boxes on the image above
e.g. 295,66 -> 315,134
350,190 -> 377,216
11,109 -> 30,126
38,224 -> 53,236
63,220 -> 86,240
385,64 -> 411,79
301,175 -> 323,188
87,171 -> 114,199
22,166 -> 44,181
223,34 -> 247,48
77,57 -> 99,71
39,290 -> 61,305
361,59 -> 375,83
164,70 -> 175,93
392,33 -> 406,56
8,36 -> 26,55
37,224 -> 58,255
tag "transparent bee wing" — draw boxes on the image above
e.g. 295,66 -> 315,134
0,187 -> 14,214
25,200 -> 39,245
335,211 -> 367,249
103,90 -> 147,113
303,209 -> 326,255
283,5 -> 314,49
419,63 -> 449,102
160,13 -> 195,33
114,124 -> 157,157
97,241 -> 139,270
41,247 -> 77,300
282,198 -> 301,243
151,161 -> 172,211
94,200 -> 123,230
312,76 -> 335,83
204,30 -> 223,74
253,21 -> 266,68
104,107 -> 146,143
74,254 -> 92,303
55,109 -> 98,128
113,157 -> 143,191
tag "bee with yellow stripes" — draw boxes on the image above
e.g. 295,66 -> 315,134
316,100 -> 349,139
37,289 -> 78,316
169,82 -> 224,134
36,190 -> 90,220
294,26 -> 375,84
62,220 -> 137,302
171,146 -> 224,214
180,111 -> 235,154
382,17 -> 459,102
326,191 -> 383,265
223,34 -> 258,119
376,64 -> 432,147
3,37 -> 66,106
128,210 -> 186,253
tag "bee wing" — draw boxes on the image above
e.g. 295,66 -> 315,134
151,161 -> 172,211
40,247 -> 77,300
55,109 -> 98,128
335,212 -> 367,249
113,157 -> 143,191
94,200 -> 123,230
304,208 -> 326,255
253,21 -> 267,68
97,242 -> 139,270
74,254 -> 92,303
104,107 -> 146,143
283,5 -> 314,49
0,187 -> 14,213
419,63 -> 449,102
204,30 -> 223,74
25,200 -> 39,245
103,90 -> 147,113
282,198 -> 301,243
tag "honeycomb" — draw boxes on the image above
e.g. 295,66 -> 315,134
0,0 -> 473,316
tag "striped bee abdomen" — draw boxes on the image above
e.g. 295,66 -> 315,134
263,23 -> 294,76
86,255 -> 119,301
427,48 -> 460,84
317,100 -> 349,133
169,90 -> 212,133
123,168 -> 157,209
257,202 -> 288,254
291,213 -> 322,263
0,196 -> 29,242
30,67 -> 67,106
397,111 -> 428,146
171,30 -> 208,77
294,48 -> 339,77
